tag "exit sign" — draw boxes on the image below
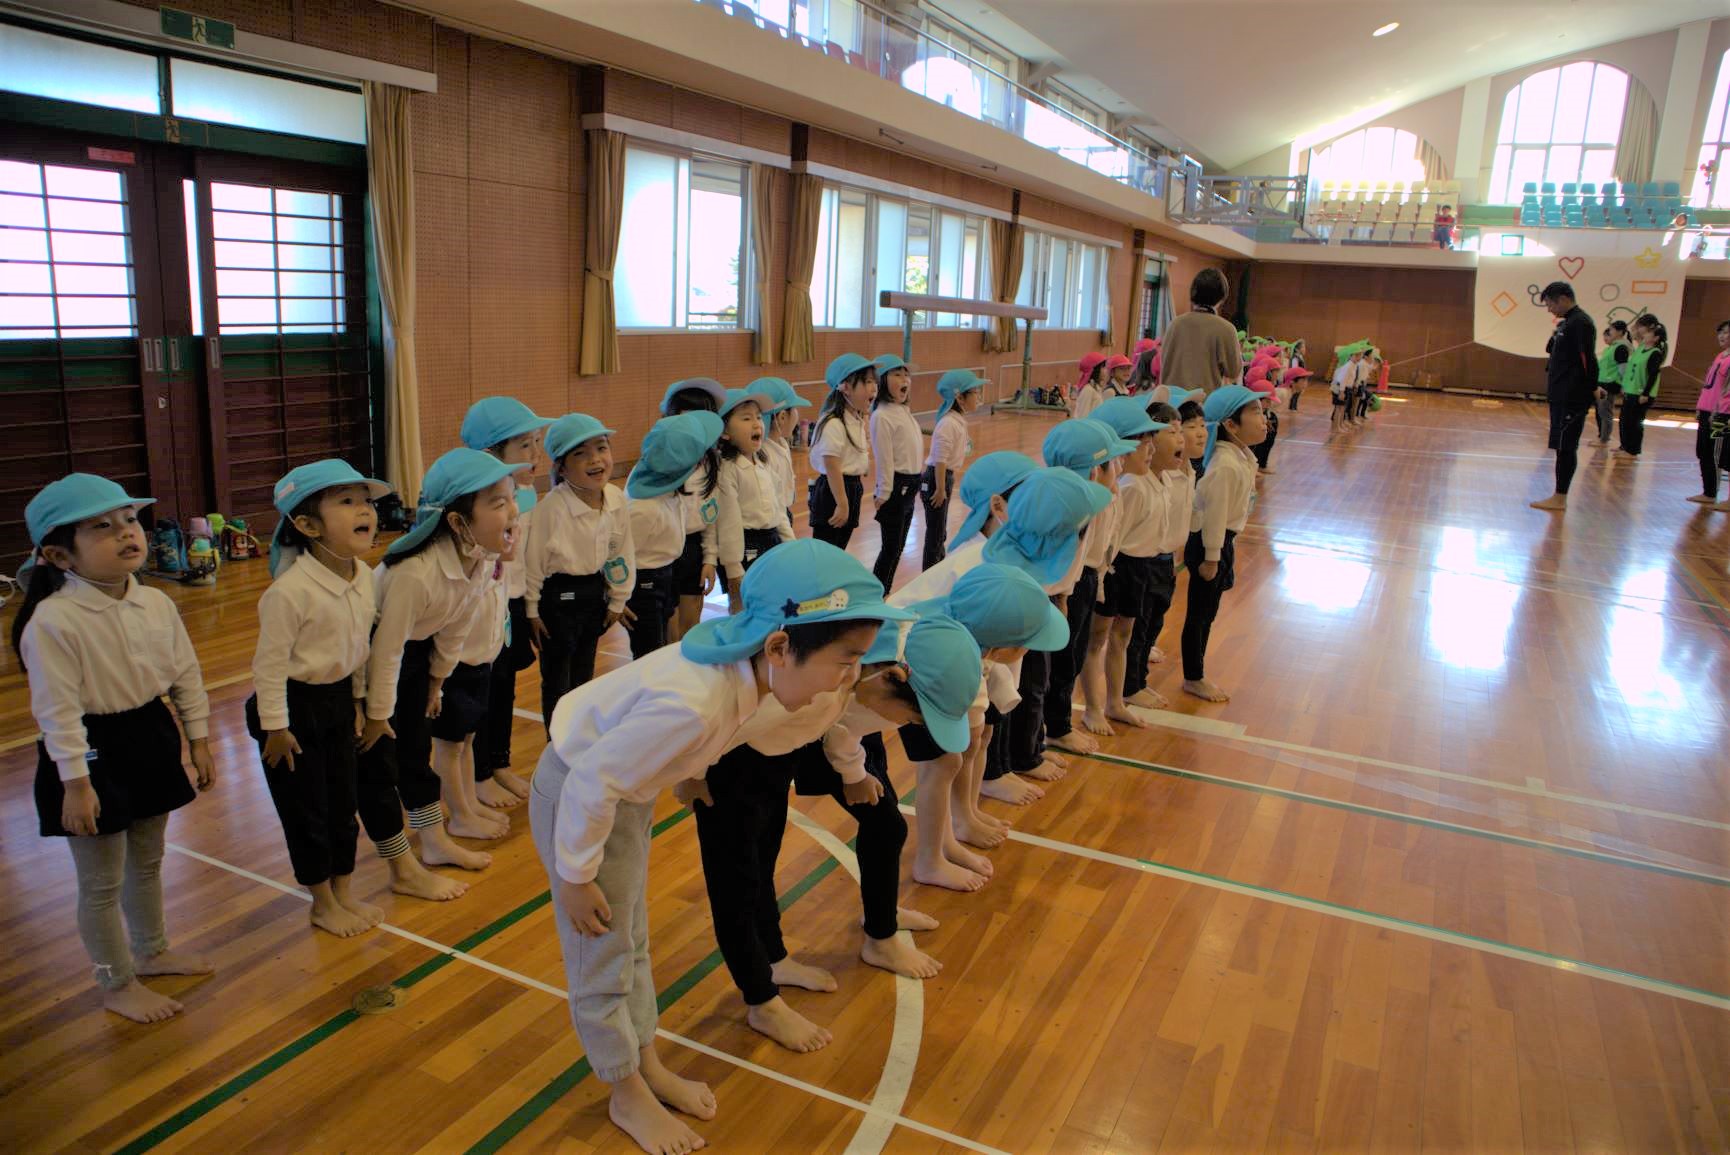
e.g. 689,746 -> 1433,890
160,7 -> 235,49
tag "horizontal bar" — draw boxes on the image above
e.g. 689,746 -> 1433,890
877,291 -> 1048,321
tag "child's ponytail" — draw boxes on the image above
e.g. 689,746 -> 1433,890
10,526 -> 74,666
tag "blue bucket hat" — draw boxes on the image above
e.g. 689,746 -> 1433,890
681,538 -> 914,664
545,413 -> 617,465
907,562 -> 1069,652
862,613 -> 981,755
459,396 -> 553,451
1164,386 -> 1203,413
752,376 -> 812,417
1202,384 -> 1263,469
626,412 -> 725,499
719,387 -> 776,419
387,448 -> 528,558
25,474 -> 154,547
825,353 -> 875,391
948,451 -> 1039,551
1042,418 -> 1138,477
982,467 -> 1113,587
934,368 -> 987,424
1092,395 -> 1167,440
873,353 -> 911,377
269,459 -> 390,574
659,377 -> 727,416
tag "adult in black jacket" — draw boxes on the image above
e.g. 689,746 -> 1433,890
1531,282 -> 1598,512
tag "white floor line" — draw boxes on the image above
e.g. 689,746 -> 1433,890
1281,437 -> 1698,466
893,806 -> 1730,1012
165,840 -> 994,1153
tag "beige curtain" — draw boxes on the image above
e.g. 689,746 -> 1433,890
1417,139 -> 1450,183
579,130 -> 626,376
982,218 -> 1024,353
750,164 -> 777,365
364,82 -> 422,504
1615,78 -> 1659,189
781,172 -> 821,363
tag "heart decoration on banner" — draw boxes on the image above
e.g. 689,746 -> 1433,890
1558,256 -> 1585,280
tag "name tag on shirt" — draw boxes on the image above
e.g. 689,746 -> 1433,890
701,497 -> 718,525
603,556 -> 630,586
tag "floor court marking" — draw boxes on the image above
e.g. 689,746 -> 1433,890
1283,436 -> 1699,466
1050,743 -> 1730,887
894,806 -> 1730,1012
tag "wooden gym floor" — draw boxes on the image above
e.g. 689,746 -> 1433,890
0,390 -> 1725,1153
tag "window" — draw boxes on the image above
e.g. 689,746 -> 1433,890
0,160 -> 137,340
906,20 -> 1012,128
1023,85 -> 1131,181
171,60 -> 365,145
208,181 -> 347,335
782,0 -> 860,50
1015,229 -> 1110,331
1312,127 -> 1427,187
1691,50 -> 1730,209
1488,61 -> 1627,203
0,23 -> 160,115
808,181 -> 993,329
616,146 -> 748,330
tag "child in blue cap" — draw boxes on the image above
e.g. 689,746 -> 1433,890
868,353 -> 923,591
810,353 -> 877,550
249,460 -> 391,939
626,411 -> 725,655
660,378 -> 725,640
1182,385 -> 1265,702
752,377 -> 810,529
362,448 -> 526,896
921,368 -> 986,571
14,474 -> 215,1022
524,413 -> 635,726
715,386 -> 792,610
461,397 -> 553,809
529,539 -> 911,1153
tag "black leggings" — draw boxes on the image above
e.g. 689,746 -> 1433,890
1618,395 -> 1651,456
919,465 -> 952,571
536,572 -> 608,727
1044,570 -> 1095,739
1548,403 -> 1589,495
1697,411 -> 1729,498
810,473 -> 865,550
871,471 -> 921,591
1181,530 -> 1235,682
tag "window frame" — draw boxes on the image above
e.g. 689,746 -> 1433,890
1488,61 -> 1627,204
1690,49 -> 1730,209
1014,227 -> 1111,332
615,141 -> 752,334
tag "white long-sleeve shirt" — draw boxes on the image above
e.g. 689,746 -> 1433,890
1196,443 -> 1257,560
1112,472 -> 1164,559
717,453 -> 795,580
1154,469 -> 1194,555
523,482 -> 634,617
810,410 -> 870,476
502,485 -> 537,599
366,536 -> 493,721
1331,362 -> 1354,397
927,411 -> 971,471
460,571 -> 508,665
763,436 -> 797,514
628,490 -> 686,572
1072,384 -> 1103,420
887,538 -> 1019,714
724,686 -> 868,785
251,552 -> 375,731
1082,492 -> 1119,571
548,645 -> 760,883
870,404 -> 923,499
22,574 -> 210,781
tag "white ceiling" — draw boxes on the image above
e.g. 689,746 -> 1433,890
965,1 -> 1725,169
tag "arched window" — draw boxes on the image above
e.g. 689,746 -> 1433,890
1692,50 -> 1730,208
1488,61 -> 1627,203
1311,126 -> 1427,186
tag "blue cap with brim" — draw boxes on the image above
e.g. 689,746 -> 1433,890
681,538 -> 914,664
1163,386 -> 1203,413
25,473 -> 154,547
826,353 -> 874,391
981,467 -> 1113,587
1202,384 -> 1263,469
753,376 -> 812,416
873,353 -> 911,377
545,413 -> 617,464
862,613 -> 981,755
948,450 -> 1039,552
626,412 -> 725,499
270,459 -> 391,575
934,367 -> 987,424
720,388 -> 776,419
460,396 -> 553,451
387,448 -> 528,558
1092,396 -> 1167,440
1042,418 -> 1138,477
906,562 -> 1069,652
659,377 -> 727,416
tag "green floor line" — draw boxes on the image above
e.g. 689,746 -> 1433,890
115,806 -> 694,1155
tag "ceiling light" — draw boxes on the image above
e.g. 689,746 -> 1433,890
1372,21 -> 1399,36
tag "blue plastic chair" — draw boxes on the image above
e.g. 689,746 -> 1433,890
1542,205 -> 1563,227
1580,183 -> 1596,198
1561,182 -> 1579,205
1600,181 -> 1618,206
1660,180 -> 1681,198
1540,182 -> 1558,207
1564,204 -> 1585,227
1584,204 -> 1607,227
1520,204 -> 1541,226
1612,202 -> 1634,227
1640,182 -> 1660,199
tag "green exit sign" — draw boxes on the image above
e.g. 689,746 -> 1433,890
160,7 -> 235,49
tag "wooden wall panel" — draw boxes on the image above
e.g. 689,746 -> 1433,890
112,0 -> 432,71
413,173 -> 471,452
411,27 -> 469,180
468,39 -> 572,193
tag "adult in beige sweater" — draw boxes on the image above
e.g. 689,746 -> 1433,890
1158,268 -> 1242,395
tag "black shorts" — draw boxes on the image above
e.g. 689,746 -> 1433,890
1102,552 -> 1155,618
429,659 -> 492,742
674,530 -> 708,596
983,704 -> 1004,729
898,720 -> 948,763
628,562 -> 678,627
35,698 -> 193,837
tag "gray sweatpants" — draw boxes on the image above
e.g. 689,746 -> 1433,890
66,813 -> 171,990
529,744 -> 656,1084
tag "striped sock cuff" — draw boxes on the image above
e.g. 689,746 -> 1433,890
406,803 -> 444,831
374,831 -> 411,860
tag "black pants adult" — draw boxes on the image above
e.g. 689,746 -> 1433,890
1044,569 -> 1095,740
810,473 -> 864,550
249,682 -> 359,885
1618,394 -> 1652,456
1181,530 -> 1236,682
1252,409 -> 1279,469
1697,410 -> 1729,498
624,563 -> 676,660
536,572 -> 608,727
918,465 -> 952,571
1126,554 -> 1176,697
356,636 -> 447,847
1548,401 -> 1590,494
871,471 -> 922,591
475,595 -> 533,778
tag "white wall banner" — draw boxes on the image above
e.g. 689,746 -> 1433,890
1474,233 -> 1684,363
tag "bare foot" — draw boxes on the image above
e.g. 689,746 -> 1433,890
861,933 -> 942,979
1044,751 -> 1068,768
953,815 -> 1007,849
609,1073 -> 707,1153
1529,494 -> 1567,511
420,828 -> 493,870
912,857 -> 987,892
494,767 -> 532,799
310,898 -> 372,938
342,897 -> 385,927
103,980 -> 183,1023
135,948 -> 214,976
946,839 -> 994,878
447,811 -> 509,840
640,1049 -> 717,1120
1105,704 -> 1149,729
1063,729 -> 1099,753
770,957 -> 837,993
1181,679 -> 1231,703
746,997 -> 832,1053
1687,493 -> 1716,504
476,778 -> 522,809
1147,645 -> 1166,665
1079,710 -> 1115,737
980,775 -> 1044,806
389,856 -> 468,901
1127,687 -> 1169,710
1022,758 -> 1066,782
895,907 -> 939,931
